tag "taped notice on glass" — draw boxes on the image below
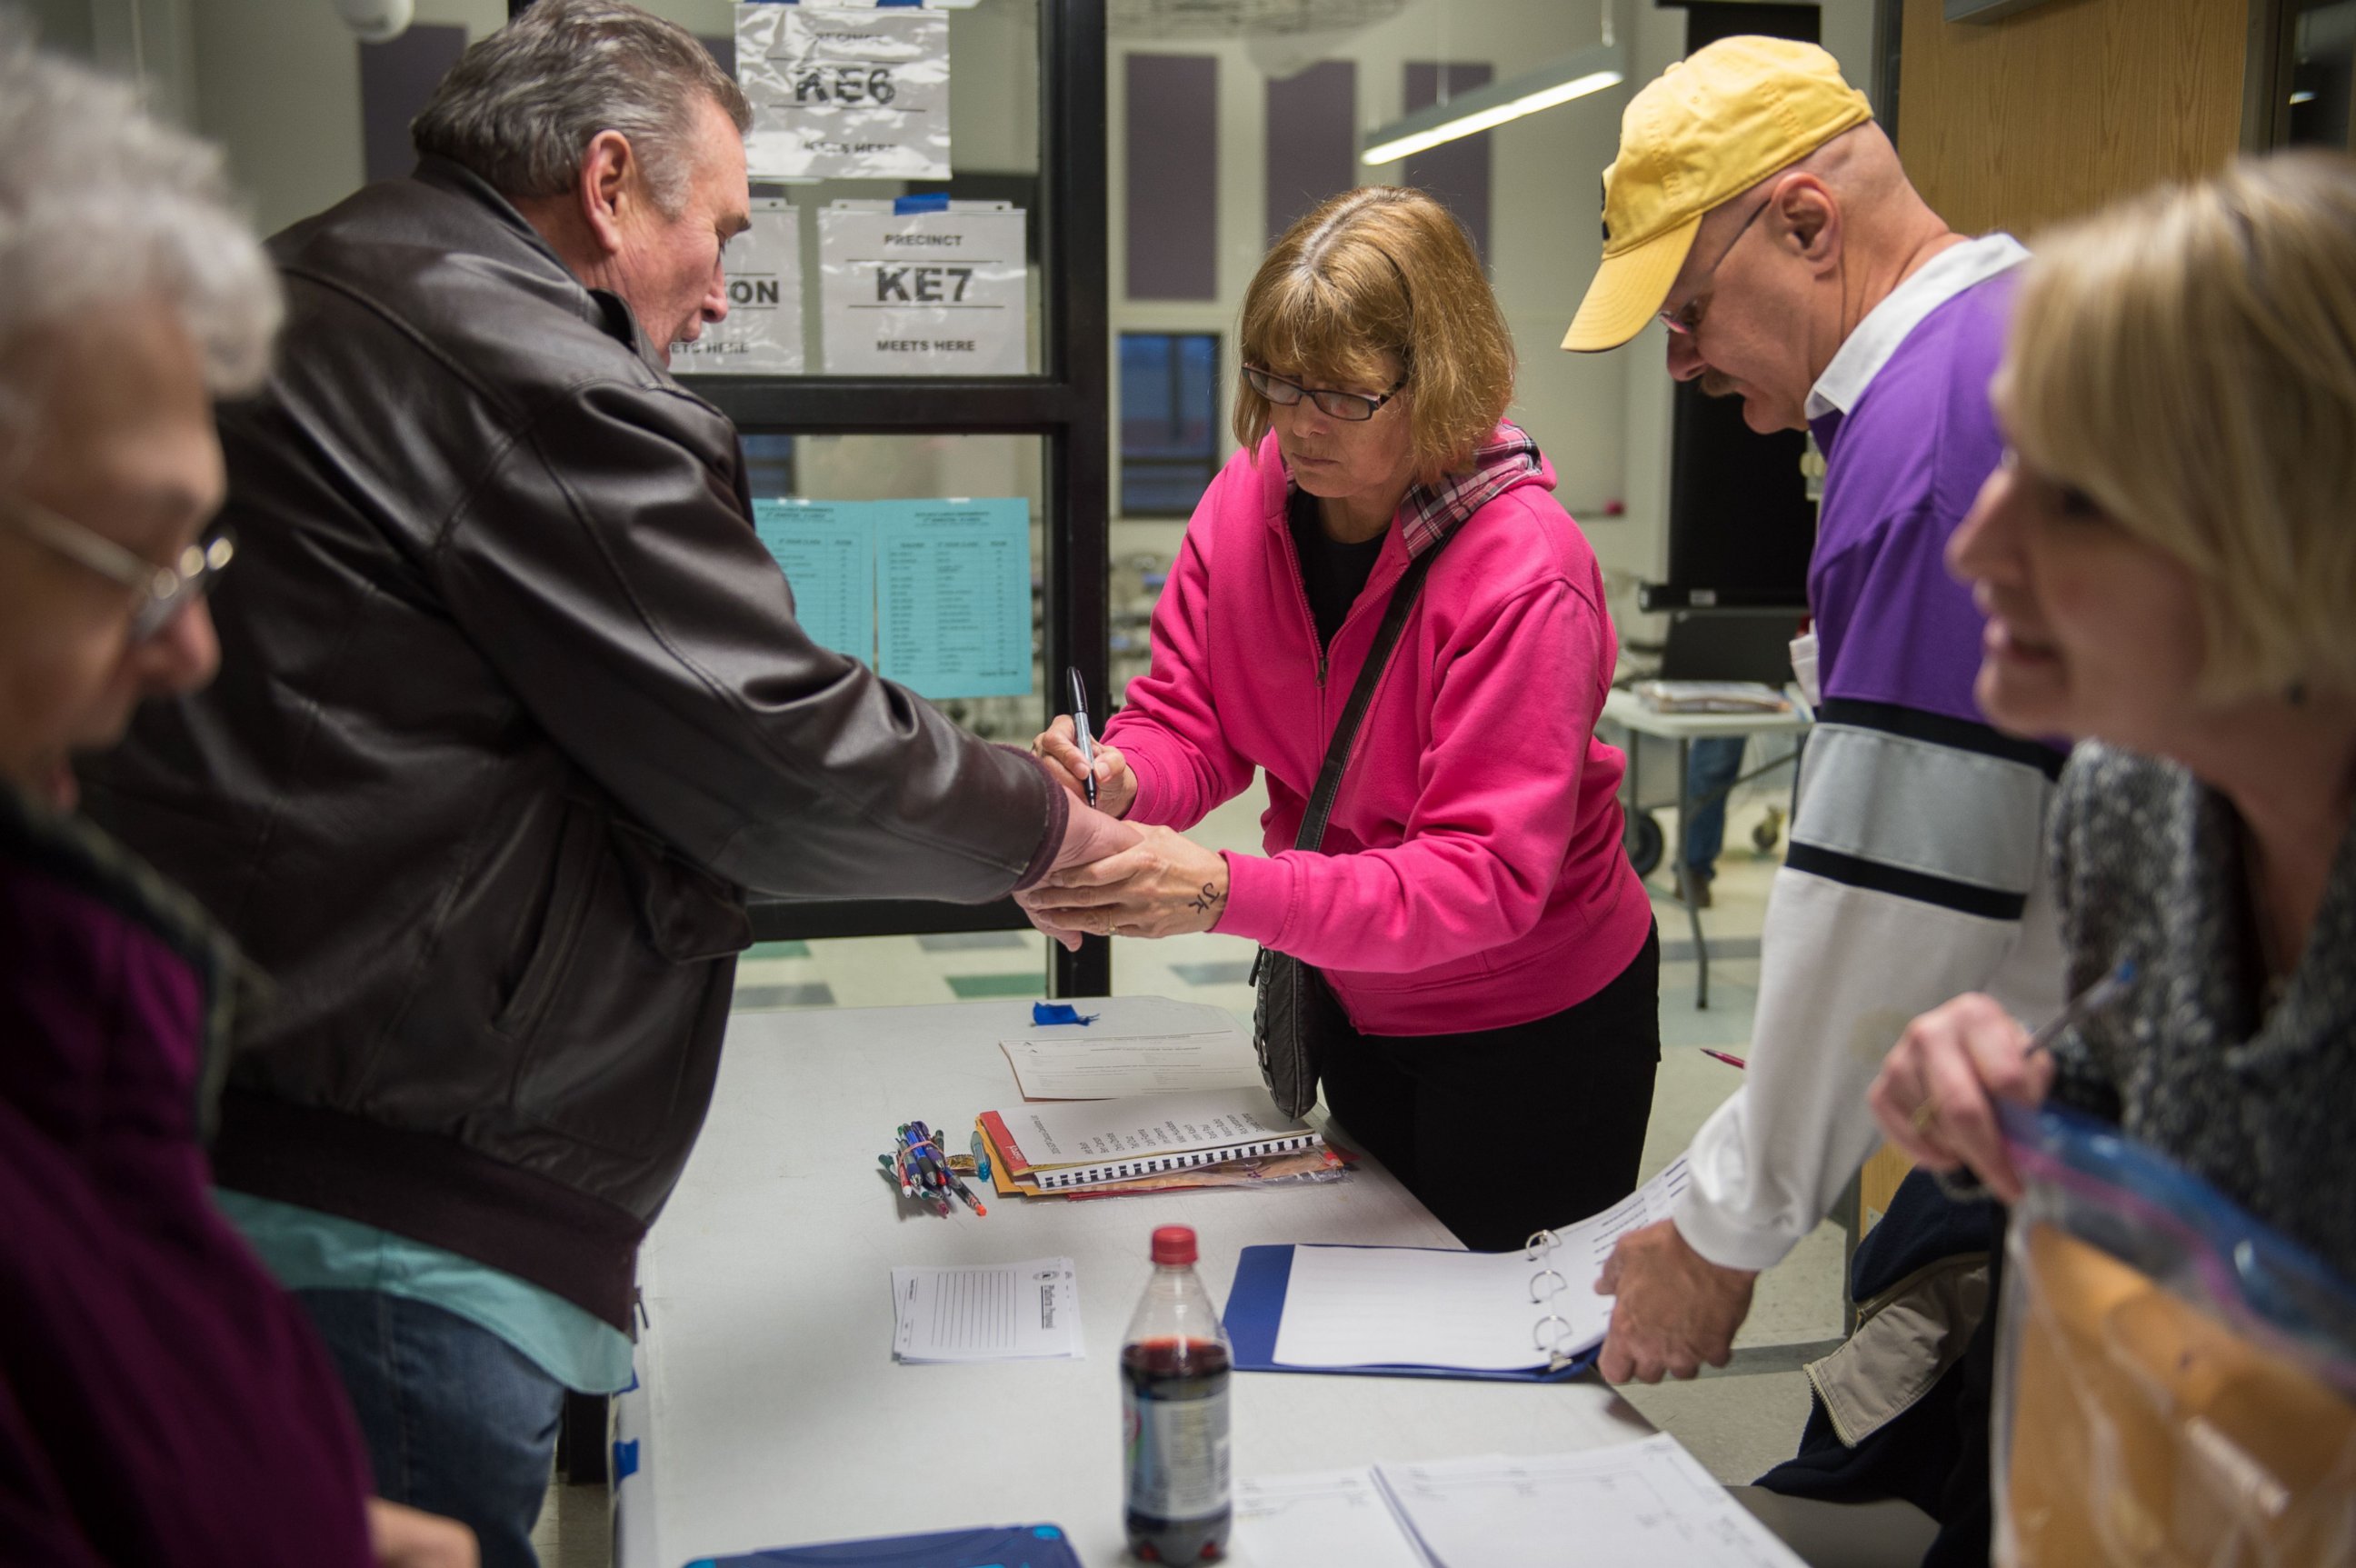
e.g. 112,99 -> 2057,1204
670,198 -> 804,375
818,201 -> 1027,375
736,2 -> 950,181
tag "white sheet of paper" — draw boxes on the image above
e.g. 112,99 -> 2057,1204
1271,1159 -> 1690,1371
1228,1469 -> 1430,1568
1000,1031 -> 1263,1099
889,1257 -> 1080,1363
1376,1435 -> 1807,1568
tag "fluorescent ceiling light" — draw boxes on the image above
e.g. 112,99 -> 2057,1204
1362,43 -> 1623,165
2290,89 -> 2318,105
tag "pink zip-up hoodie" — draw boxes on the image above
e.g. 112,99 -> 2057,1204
1106,430 -> 1652,1036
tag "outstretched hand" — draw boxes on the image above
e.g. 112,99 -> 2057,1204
1022,796 -> 1143,952
1593,1220 -> 1757,1383
1014,824 -> 1230,939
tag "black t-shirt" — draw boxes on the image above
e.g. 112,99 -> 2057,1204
1286,487 -> 1386,653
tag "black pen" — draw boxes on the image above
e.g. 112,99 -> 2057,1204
1066,666 -> 1098,809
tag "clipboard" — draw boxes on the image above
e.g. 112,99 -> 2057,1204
1223,1243 -> 1599,1383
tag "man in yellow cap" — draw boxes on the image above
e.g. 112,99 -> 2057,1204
1568,34 -> 2065,1459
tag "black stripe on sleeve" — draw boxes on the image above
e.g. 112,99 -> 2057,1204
1784,841 -> 2030,921
1816,698 -> 2067,780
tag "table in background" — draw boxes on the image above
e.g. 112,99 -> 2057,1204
1600,686 -> 1813,1008
611,998 -> 1654,1567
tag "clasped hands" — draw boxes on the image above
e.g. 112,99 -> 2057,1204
1017,716 -> 1230,946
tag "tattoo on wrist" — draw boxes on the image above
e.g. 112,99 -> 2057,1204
1184,881 -> 1226,915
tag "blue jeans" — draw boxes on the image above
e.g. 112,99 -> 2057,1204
1682,735 -> 1747,879
297,1289 -> 566,1568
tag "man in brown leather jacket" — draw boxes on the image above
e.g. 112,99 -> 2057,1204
79,4 -> 1128,1561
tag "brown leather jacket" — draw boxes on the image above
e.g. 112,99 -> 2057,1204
81,159 -> 1063,1328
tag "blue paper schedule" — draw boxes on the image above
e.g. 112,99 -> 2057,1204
876,499 -> 1033,699
751,499 -> 874,663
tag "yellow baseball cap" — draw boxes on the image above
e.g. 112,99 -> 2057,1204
1562,35 -> 1872,353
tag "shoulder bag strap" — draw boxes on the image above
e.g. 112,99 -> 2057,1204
1292,535 -> 1453,854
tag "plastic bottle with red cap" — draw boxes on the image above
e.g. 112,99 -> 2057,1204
1120,1225 -> 1231,1563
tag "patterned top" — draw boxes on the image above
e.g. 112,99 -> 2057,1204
2049,743 -> 2356,1283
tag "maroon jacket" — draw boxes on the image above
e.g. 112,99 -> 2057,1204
0,785 -> 373,1565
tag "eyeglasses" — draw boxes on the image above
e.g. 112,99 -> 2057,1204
1658,193 -> 1773,338
5,493 -> 235,642
1243,365 -> 1407,423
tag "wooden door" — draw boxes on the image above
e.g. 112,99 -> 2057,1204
1895,0 -> 2251,239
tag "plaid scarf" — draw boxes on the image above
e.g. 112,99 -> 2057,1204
1393,422 -> 1543,557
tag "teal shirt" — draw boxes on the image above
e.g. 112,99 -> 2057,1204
215,1190 -> 635,1395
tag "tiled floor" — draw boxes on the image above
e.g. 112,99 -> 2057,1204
534,779 -> 1837,1565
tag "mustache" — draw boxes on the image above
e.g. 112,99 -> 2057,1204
1699,370 -> 1741,399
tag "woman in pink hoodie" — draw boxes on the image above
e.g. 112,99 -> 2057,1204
1024,188 -> 1657,1250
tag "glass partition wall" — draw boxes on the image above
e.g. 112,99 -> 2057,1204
663,0 -> 1113,997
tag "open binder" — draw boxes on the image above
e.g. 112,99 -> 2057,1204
1222,1159 -> 1689,1383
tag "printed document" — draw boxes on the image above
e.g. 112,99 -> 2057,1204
1377,1436 -> 1806,1567
1272,1159 -> 1689,1371
1231,1437 -> 1803,1568
1229,1469 -> 1429,1568
1000,1030 -> 1263,1100
890,1257 -> 1080,1363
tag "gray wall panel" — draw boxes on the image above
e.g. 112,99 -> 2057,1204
1125,53 -> 1219,300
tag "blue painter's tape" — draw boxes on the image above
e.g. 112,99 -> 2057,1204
612,1438 -> 640,1481
1030,1002 -> 1099,1026
893,192 -> 952,215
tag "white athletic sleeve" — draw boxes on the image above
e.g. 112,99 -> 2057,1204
1672,706 -> 2068,1272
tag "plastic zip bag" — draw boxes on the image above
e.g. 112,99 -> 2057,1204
1995,1101 -> 2356,1567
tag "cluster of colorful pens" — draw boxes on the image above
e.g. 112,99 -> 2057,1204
881,1120 -> 986,1217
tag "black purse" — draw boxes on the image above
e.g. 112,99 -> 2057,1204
1251,535 -> 1453,1118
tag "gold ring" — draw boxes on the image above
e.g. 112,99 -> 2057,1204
1911,1098 -> 1940,1134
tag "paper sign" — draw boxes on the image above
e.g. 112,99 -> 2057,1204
818,201 -> 1029,375
875,498 -> 1032,698
738,2 -> 950,181
751,498 -> 871,659
671,197 -> 804,375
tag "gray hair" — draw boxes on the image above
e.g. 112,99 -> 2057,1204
0,26 -> 279,429
411,0 -> 751,216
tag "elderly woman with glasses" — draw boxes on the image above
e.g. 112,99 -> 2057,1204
1023,186 -> 1659,1249
0,39 -> 470,1568
1869,151 -> 2356,1282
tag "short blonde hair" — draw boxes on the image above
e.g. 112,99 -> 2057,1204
2000,151 -> 2356,701
1235,187 -> 1514,484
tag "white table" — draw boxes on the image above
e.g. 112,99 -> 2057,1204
1599,687 -> 1812,1008
612,998 -> 1655,1567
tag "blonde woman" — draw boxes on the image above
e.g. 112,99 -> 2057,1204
1871,150 -> 2356,1286
1025,187 -> 1658,1249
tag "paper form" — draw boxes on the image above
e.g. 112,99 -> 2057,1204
889,1257 -> 1080,1363
1229,1470 -> 1430,1568
1375,1435 -> 1807,1568
752,499 -> 873,662
1271,1158 -> 1690,1372
1000,1031 -> 1263,1100
874,499 -> 1032,699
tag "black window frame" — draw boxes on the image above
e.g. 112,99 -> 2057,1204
675,0 -> 1113,998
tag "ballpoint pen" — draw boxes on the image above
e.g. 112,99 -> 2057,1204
1701,1049 -> 1746,1070
2023,958 -> 2137,1058
1066,666 -> 1098,808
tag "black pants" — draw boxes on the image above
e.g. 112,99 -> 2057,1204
1319,924 -> 1662,1252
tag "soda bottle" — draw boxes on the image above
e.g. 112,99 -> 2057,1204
1121,1224 -> 1231,1563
